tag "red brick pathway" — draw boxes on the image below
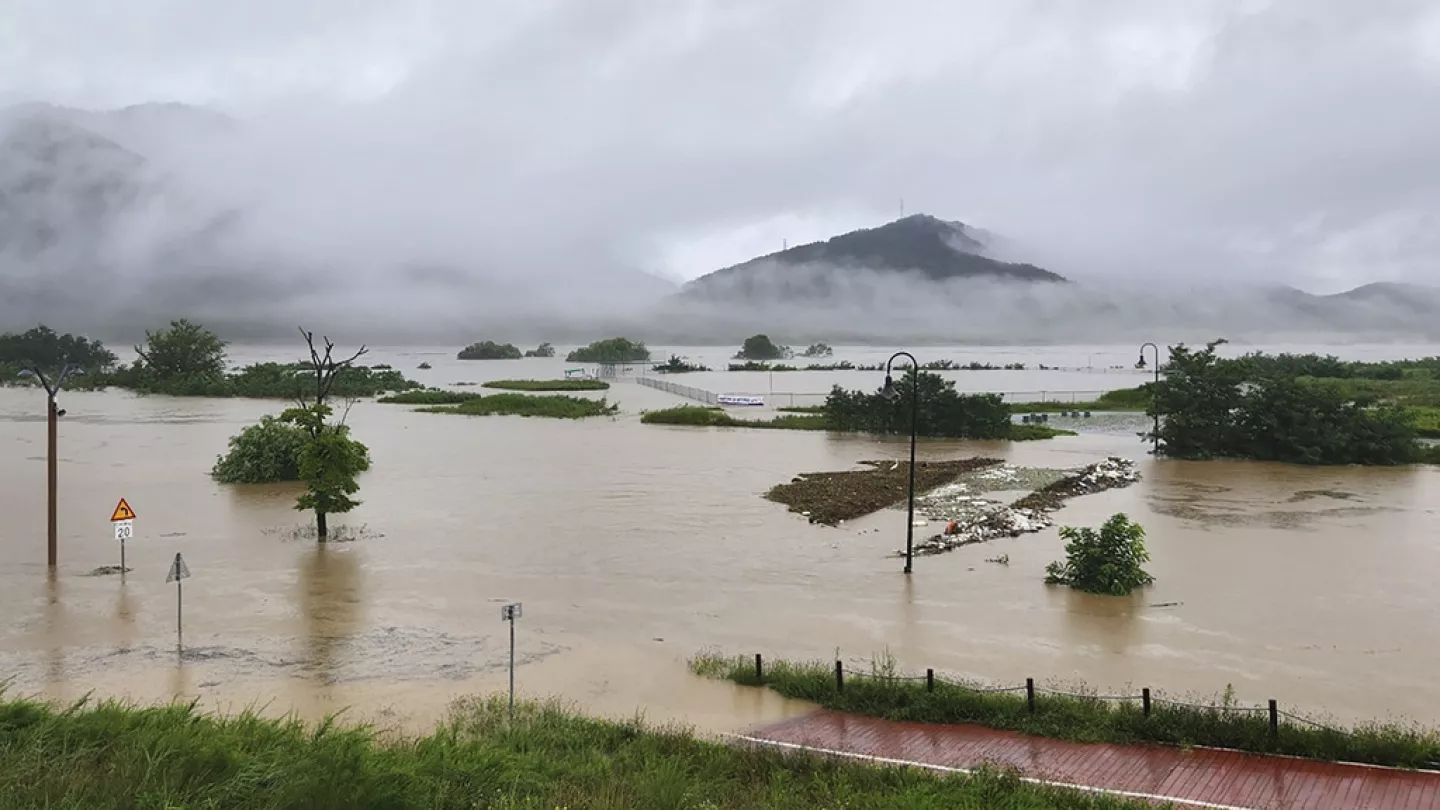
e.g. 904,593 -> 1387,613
740,710 -> 1440,809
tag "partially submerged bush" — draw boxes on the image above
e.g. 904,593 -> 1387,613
420,393 -> 619,419
211,416 -> 309,483
565,337 -> 649,363
481,379 -> 609,391
1046,513 -> 1154,595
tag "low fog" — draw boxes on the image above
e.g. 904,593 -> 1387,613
3,1 -> 1440,345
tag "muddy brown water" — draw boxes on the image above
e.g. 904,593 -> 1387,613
4,344 -> 1440,735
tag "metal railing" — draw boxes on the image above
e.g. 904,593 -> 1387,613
636,376 -> 718,406
745,655 -> 1360,740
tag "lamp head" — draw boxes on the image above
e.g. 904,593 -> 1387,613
1135,353 -> 1146,369
878,375 -> 899,402
17,368 -> 35,379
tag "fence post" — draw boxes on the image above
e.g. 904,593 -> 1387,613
1026,678 -> 1036,713
926,668 -> 934,692
1269,699 -> 1278,737
1142,687 -> 1151,718
835,660 -> 844,693
755,653 -> 763,682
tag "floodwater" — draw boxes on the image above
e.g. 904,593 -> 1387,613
3,343 -> 1440,736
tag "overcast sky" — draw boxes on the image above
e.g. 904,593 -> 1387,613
3,0 -> 1440,295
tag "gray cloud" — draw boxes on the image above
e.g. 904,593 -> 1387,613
2,0 -> 1440,344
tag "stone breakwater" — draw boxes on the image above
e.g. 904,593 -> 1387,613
903,457 -> 1140,557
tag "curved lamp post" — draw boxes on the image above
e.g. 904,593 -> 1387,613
878,351 -> 919,574
19,363 -> 83,569
1136,343 -> 1160,453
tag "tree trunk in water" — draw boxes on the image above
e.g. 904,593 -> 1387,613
316,510 -> 328,541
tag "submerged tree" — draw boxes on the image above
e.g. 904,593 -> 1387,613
133,318 -> 229,394
1045,513 -> 1153,596
281,329 -> 373,540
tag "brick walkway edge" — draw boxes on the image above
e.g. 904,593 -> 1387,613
741,710 -> 1440,809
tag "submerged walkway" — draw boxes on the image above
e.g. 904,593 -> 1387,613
740,710 -> 1440,809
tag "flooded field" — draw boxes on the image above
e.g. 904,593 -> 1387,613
3,343 -> 1440,735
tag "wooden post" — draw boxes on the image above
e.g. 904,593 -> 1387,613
755,653 -> 763,681
1269,699 -> 1278,737
1142,688 -> 1151,718
926,668 -> 935,692
47,397 -> 57,569
1026,678 -> 1036,713
835,660 -> 844,693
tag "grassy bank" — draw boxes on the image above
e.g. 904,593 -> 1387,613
641,406 -> 828,430
378,389 -> 481,405
0,696 -> 1155,810
692,653 -> 1440,770
1011,387 -> 1151,414
643,406 -> 1074,440
420,392 -> 618,419
482,378 -> 611,391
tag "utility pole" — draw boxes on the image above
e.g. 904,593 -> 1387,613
19,363 -> 82,569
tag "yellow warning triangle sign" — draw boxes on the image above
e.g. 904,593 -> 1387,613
110,498 -> 136,522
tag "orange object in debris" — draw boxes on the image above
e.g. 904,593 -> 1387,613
945,520 -> 959,535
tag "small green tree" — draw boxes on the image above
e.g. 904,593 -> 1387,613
800,342 -> 834,358
134,318 -> 229,394
281,402 -> 371,539
566,337 -> 650,363
735,334 -> 789,360
1045,513 -> 1154,595
210,416 -> 309,483
525,342 -> 555,358
458,340 -> 522,360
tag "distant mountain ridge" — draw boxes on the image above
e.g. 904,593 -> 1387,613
680,214 -> 1065,302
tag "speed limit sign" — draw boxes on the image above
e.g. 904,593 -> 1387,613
114,520 -> 133,541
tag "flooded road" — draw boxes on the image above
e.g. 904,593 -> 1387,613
3,343 -> 1440,734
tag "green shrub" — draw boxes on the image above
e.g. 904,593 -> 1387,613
1045,513 -> 1154,595
210,416 -> 309,483
641,406 -> 827,430
825,369 -> 1012,438
735,334 -> 789,360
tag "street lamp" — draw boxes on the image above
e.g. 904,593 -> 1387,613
1136,343 -> 1160,453
879,351 -> 919,575
19,363 -> 83,569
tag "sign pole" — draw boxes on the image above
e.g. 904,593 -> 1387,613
110,498 -> 136,575
501,602 -> 522,722
515,611 -> 521,717
166,552 -> 191,650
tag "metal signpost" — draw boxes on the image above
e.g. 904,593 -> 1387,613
166,552 -> 191,648
110,498 -> 135,573
501,602 -> 522,721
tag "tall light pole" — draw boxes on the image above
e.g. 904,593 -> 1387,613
879,351 -> 919,575
1137,343 -> 1160,453
18,363 -> 82,569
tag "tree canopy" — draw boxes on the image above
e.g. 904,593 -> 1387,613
1150,340 -> 1419,465
566,337 -> 650,363
824,368 -> 1012,439
132,318 -> 229,395
458,341 -> 522,360
0,325 -> 117,373
735,334 -> 790,361
524,342 -> 555,358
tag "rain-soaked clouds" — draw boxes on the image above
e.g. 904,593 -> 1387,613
2,0 -> 1440,342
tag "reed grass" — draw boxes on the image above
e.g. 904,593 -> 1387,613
0,694 -> 1158,809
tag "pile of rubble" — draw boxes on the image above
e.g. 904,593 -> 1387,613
898,457 -> 1140,558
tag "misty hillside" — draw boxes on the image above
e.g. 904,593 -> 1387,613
680,214 -> 1066,302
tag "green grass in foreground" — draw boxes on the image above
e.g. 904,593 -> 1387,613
0,696 -> 1157,810
482,378 -> 611,391
419,392 -> 618,419
692,653 -> 1440,770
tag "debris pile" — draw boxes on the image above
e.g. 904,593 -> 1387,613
767,457 -> 1002,526
899,457 -> 1141,558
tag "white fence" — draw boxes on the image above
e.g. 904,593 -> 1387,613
637,376 -> 719,405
